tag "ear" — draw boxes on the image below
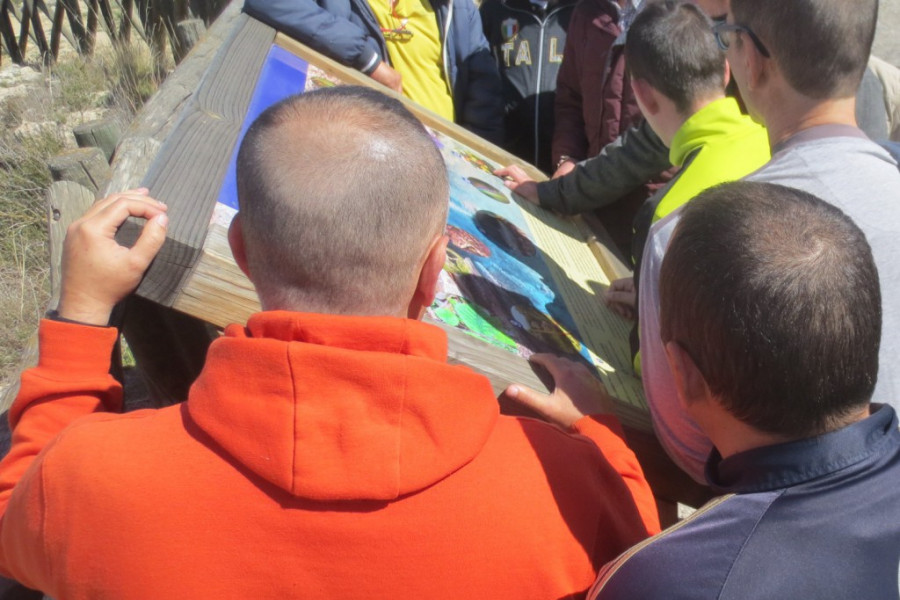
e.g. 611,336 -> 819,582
407,234 -> 448,320
631,78 -> 660,116
744,37 -> 768,92
723,59 -> 731,89
664,341 -> 712,409
228,214 -> 252,279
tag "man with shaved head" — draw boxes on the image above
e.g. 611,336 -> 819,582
0,86 -> 658,599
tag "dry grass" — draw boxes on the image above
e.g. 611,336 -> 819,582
0,41 -> 160,391
0,129 -> 62,386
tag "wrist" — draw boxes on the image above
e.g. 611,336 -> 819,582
45,309 -> 110,328
55,293 -> 114,327
556,155 -> 575,170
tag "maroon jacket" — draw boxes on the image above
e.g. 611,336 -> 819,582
551,0 -> 641,165
550,0 -> 667,253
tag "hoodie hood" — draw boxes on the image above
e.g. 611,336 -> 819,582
186,311 -> 499,501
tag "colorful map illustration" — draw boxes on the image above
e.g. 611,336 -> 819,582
212,43 -> 646,409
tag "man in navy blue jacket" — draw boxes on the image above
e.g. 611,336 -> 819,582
244,0 -> 504,144
508,179 -> 900,598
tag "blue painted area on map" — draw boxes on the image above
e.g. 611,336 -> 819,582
217,46 -> 309,210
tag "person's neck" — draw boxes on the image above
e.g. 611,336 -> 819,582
707,403 -> 872,460
763,95 -> 858,149
664,93 -> 725,146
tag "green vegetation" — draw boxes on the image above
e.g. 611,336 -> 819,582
0,41 -> 160,390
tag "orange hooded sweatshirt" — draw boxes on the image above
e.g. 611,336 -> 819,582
0,312 -> 659,599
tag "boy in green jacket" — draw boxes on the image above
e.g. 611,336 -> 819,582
603,0 -> 770,370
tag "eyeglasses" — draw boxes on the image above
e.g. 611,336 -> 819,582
712,22 -> 770,58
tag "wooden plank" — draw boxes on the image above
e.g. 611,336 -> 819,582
107,1 -> 245,193
115,13 -> 275,305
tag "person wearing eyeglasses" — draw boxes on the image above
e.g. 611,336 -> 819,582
496,0 -> 894,225
631,0 -> 900,484
243,0 -> 505,144
603,0 -> 770,377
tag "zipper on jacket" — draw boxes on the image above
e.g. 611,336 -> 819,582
503,2 -> 569,166
441,0 -> 454,103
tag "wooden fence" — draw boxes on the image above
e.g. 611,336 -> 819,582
0,0 -> 228,66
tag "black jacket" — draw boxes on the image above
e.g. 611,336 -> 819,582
480,0 -> 577,172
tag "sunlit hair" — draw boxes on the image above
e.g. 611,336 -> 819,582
660,181 -> 880,437
731,0 -> 876,99
236,86 -> 449,315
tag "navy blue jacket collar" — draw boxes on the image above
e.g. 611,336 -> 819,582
706,404 -> 899,494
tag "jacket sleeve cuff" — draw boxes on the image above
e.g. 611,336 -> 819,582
358,50 -> 381,75
8,320 -> 121,428
571,413 -> 626,442
536,179 -> 569,214
36,319 -> 119,377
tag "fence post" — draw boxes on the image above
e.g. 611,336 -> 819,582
0,0 -> 24,64
47,147 -> 112,193
74,118 -> 124,162
173,17 -> 204,62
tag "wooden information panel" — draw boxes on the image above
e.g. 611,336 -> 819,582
114,12 -> 652,432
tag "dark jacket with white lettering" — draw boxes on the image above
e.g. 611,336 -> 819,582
480,0 -> 577,173
243,0 -> 504,144
591,404 -> 900,600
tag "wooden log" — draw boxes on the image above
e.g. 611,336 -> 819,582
74,118 -> 124,162
119,0 -> 133,42
173,17 -> 204,62
47,181 -> 96,295
47,147 -> 111,193
49,0 -> 65,60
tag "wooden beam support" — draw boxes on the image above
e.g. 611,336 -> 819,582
74,118 -> 124,162
47,147 -> 111,193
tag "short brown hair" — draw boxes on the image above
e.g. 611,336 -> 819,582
625,1 -> 725,114
236,86 -> 449,315
730,0 -> 877,99
660,182 -> 880,437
